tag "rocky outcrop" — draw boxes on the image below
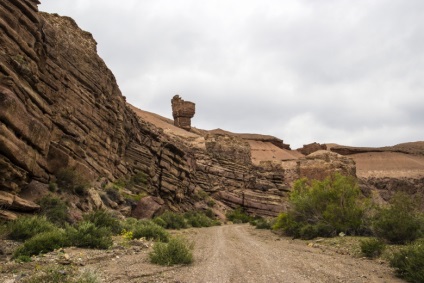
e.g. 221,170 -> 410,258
298,150 -> 356,180
192,142 -> 289,216
209,129 -> 291,150
297,142 -> 327,155
330,142 -> 424,156
205,134 -> 251,165
171,95 -> 195,131
0,191 -> 40,220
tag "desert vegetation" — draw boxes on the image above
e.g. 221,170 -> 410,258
270,173 -> 424,282
1,207 -> 219,272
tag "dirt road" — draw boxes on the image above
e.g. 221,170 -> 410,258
91,224 -> 403,283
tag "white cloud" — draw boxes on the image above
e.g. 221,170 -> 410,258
39,0 -> 424,148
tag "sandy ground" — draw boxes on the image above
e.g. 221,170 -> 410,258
84,225 -> 403,283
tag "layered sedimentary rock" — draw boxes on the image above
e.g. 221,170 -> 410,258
331,143 -> 424,205
171,95 -> 195,131
0,0 -> 198,218
1,1 -> 291,218
297,142 -> 327,155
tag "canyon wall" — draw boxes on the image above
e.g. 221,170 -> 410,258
2,1 -> 419,220
0,0 -> 198,218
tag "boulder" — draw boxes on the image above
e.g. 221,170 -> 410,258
131,196 -> 165,219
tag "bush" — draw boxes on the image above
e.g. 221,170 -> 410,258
152,217 -> 167,228
56,168 -> 89,195
66,221 -> 113,249
83,210 -> 122,234
373,192 -> 423,244
226,207 -> 253,223
274,173 -> 368,239
184,211 -> 219,228
250,217 -> 272,230
156,211 -> 187,230
38,195 -> 70,226
360,238 -> 386,258
20,265 -> 100,283
149,237 -> 193,266
390,239 -> 424,282
14,229 -> 67,258
7,216 -> 56,241
132,220 -> 169,242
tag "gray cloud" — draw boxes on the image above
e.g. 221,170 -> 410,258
39,0 -> 424,148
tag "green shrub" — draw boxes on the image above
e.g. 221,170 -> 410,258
156,211 -> 187,230
274,173 -> 368,239
66,221 -> 113,249
38,195 -> 70,226
14,229 -> 67,258
14,255 -> 32,262
373,192 -> 423,244
20,265 -> 100,283
83,210 -> 122,234
132,220 -> 169,242
226,207 -> 253,223
152,217 -> 167,228
7,216 -> 56,241
184,211 -> 219,228
149,237 -> 193,266
360,238 -> 386,258
48,182 -> 58,192
250,217 -> 272,230
390,239 -> 424,282
56,168 -> 89,195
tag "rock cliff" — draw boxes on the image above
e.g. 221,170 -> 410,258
0,0 -> 199,219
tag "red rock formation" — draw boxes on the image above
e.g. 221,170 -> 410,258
171,95 -> 195,131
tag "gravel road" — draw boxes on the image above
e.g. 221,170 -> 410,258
93,224 -> 404,283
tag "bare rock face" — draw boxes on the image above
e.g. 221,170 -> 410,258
0,191 -> 40,219
171,95 -> 195,131
297,142 -> 327,155
0,1 -> 197,216
132,196 -> 165,219
205,134 -> 251,165
298,150 -> 356,181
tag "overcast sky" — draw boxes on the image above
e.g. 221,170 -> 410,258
39,0 -> 423,149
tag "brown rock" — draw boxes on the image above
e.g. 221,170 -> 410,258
171,95 -> 195,131
0,191 -> 40,212
0,210 -> 18,221
87,188 -> 104,209
0,191 -> 14,207
10,195 -> 40,212
297,142 -> 327,155
131,196 -> 165,219
298,150 -> 356,181
205,134 -> 251,165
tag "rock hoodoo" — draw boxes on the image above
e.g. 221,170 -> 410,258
171,95 -> 195,131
